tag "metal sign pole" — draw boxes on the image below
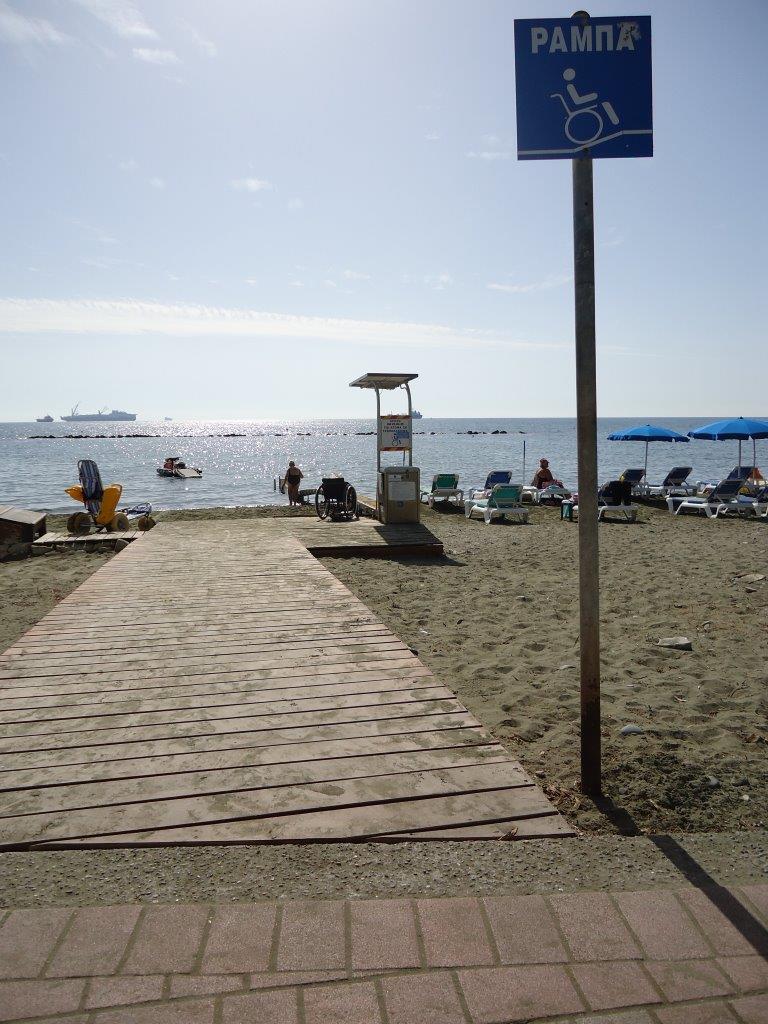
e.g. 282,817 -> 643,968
572,151 -> 601,796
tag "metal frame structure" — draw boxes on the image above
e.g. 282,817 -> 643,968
349,373 -> 418,474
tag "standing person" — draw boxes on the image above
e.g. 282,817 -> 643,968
532,458 -> 564,489
284,460 -> 303,506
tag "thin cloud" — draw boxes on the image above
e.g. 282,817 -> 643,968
343,270 -> 370,281
149,176 -> 165,189
0,2 -> 71,46
424,273 -> 453,291
180,20 -> 217,57
118,158 -> 138,171
0,298 -> 569,351
466,149 -> 511,161
133,47 -> 180,65
73,0 -> 157,39
425,132 -> 440,142
287,197 -> 304,210
487,273 -> 572,294
231,177 -> 273,193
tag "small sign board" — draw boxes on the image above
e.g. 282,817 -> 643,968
514,16 -> 652,160
379,415 -> 412,452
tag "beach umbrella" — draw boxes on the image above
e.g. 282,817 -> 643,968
606,423 -> 690,478
687,417 -> 768,475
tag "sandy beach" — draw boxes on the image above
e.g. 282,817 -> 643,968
2,501 -> 765,842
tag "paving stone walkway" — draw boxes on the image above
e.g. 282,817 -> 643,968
1,884 -> 766,1022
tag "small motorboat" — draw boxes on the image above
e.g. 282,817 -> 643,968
157,457 -> 203,479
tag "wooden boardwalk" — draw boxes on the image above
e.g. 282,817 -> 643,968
0,520 -> 573,848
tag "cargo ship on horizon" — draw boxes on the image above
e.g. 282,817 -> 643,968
61,404 -> 137,422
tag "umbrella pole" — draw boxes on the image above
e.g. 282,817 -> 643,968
644,441 -> 648,481
739,439 -> 742,471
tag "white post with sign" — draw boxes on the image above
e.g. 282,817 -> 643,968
514,11 -> 652,796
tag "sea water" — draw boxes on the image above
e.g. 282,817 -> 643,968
0,418 -> 757,512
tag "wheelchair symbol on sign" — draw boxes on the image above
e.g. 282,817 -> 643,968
550,68 -> 620,145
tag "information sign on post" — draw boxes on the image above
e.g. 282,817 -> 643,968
379,415 -> 412,452
514,12 -> 652,796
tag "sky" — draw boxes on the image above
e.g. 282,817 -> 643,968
1,0 -> 766,420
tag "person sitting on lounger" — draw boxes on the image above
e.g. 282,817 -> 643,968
532,459 -> 564,490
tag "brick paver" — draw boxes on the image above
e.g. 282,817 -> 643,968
350,898 -> 421,970
655,1005 -> 738,1024
382,971 -> 466,1024
122,905 -> 210,974
614,890 -> 713,959
0,886 -> 765,1023
550,892 -> 642,961
483,894 -> 569,963
0,978 -> 85,1021
0,908 -> 71,979
201,903 -> 276,974
646,959 -> 733,1002
571,961 -> 661,1011
418,897 -> 495,967
276,900 -> 345,971
303,980 -> 382,1024
459,964 -> 584,1022
678,889 -> 758,956
47,906 -> 140,978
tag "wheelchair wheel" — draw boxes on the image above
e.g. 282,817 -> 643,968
345,484 -> 359,519
315,486 -> 329,520
70,512 -> 92,535
109,512 -> 130,532
136,515 -> 156,531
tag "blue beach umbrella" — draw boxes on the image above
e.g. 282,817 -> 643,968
687,417 -> 768,475
607,423 -> 690,478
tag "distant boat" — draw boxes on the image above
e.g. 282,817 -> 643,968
412,410 -> 423,419
164,417 -> 173,421
36,414 -> 53,423
61,403 -> 137,422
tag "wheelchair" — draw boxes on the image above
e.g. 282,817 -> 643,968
315,477 -> 359,521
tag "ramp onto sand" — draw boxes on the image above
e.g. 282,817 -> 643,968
0,520 -> 573,847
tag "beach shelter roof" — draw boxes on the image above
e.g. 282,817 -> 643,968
607,423 -> 690,477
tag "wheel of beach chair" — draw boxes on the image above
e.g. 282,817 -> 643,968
109,512 -> 130,532
136,515 -> 156,531
66,513 -> 77,533
70,512 -> 92,536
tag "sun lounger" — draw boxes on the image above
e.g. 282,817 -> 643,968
464,483 -> 529,524
534,483 -> 572,505
469,470 -> 512,500
421,473 -> 463,507
670,479 -> 745,518
569,481 -> 637,522
647,466 -> 694,497
619,468 -> 648,495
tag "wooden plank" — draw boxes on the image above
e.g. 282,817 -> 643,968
0,726 -> 494,791
0,763 -> 548,847
0,745 -> 516,818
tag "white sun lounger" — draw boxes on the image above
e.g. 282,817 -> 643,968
465,484 -> 529,524
420,473 -> 463,508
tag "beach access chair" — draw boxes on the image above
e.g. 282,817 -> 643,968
469,470 -> 512,501
65,460 -> 154,535
464,484 -> 529,525
597,480 -> 638,522
670,479 -> 746,518
647,466 -> 694,497
725,466 -> 766,494
315,477 -> 358,521
64,459 -> 128,535
619,468 -> 648,495
421,473 -> 463,507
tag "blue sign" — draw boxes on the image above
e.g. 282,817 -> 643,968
514,16 -> 652,160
